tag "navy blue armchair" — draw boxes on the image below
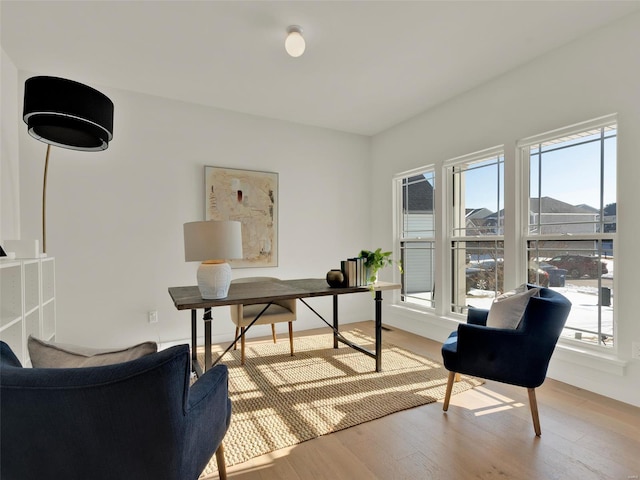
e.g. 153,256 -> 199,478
441,286 -> 571,435
0,342 -> 231,480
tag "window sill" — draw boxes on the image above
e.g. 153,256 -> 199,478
389,303 -> 628,376
387,303 -> 463,343
553,342 -> 627,376
389,302 -> 628,376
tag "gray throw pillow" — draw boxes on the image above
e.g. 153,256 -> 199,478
486,287 -> 541,329
28,335 -> 157,368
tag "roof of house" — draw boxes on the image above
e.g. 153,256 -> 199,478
529,197 -> 597,214
466,208 -> 494,219
403,175 -> 434,212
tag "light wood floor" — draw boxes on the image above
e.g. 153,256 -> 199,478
204,321 -> 640,480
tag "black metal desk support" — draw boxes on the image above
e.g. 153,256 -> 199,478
169,279 -> 400,376
333,295 -> 339,349
375,290 -> 383,372
190,309 -> 202,377
203,307 -> 212,371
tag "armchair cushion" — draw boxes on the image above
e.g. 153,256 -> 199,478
28,335 -> 157,368
486,286 -> 540,329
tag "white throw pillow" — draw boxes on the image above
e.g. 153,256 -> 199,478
28,335 -> 157,368
486,287 -> 541,329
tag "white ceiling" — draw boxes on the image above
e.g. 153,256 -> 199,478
2,1 -> 639,136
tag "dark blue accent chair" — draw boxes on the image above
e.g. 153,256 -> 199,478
0,342 -> 231,480
441,286 -> 571,436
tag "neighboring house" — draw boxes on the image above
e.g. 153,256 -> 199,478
401,188 -> 615,292
466,208 -> 495,236
531,197 -> 599,234
481,197 -> 607,235
402,176 -> 434,294
479,197 -> 616,257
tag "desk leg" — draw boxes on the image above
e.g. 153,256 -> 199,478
204,307 -> 212,372
191,310 -> 198,373
333,295 -> 339,349
375,290 -> 382,372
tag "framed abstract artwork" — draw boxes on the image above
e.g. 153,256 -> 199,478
204,166 -> 278,267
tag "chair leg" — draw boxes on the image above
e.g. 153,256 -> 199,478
443,371 -> 456,411
288,321 -> 294,356
233,327 -> 239,350
240,327 -> 246,365
215,443 -> 227,480
271,323 -> 277,343
527,388 -> 542,436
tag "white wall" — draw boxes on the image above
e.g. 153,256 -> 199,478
0,48 -> 20,241
13,78 -> 373,348
371,12 -> 640,407
4,12 -> 639,407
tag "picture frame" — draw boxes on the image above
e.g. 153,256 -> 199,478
204,166 -> 278,268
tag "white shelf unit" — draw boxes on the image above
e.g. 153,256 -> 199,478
0,257 -> 56,366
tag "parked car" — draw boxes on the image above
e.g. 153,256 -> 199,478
466,259 -> 549,292
546,255 -> 608,279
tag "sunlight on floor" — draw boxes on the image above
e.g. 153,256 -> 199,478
446,385 -> 526,417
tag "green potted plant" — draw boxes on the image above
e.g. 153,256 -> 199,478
359,248 -> 402,285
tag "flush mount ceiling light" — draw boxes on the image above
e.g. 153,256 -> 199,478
285,25 -> 305,57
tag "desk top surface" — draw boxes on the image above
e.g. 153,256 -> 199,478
168,278 -> 400,310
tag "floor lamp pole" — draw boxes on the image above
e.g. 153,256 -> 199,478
42,144 -> 51,254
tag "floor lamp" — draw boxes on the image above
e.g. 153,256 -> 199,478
22,76 -> 114,254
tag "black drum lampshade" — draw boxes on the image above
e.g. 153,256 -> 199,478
22,76 -> 115,254
23,76 -> 114,151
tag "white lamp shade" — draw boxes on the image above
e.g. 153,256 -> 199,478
285,26 -> 305,57
184,220 -> 243,299
184,220 -> 243,261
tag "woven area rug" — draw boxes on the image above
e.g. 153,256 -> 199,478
199,329 -> 481,477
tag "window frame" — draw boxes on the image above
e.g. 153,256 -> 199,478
391,115 -> 618,354
393,166 -> 437,310
517,114 -> 617,350
445,146 -> 505,315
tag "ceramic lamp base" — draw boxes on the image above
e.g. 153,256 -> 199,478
197,261 -> 232,299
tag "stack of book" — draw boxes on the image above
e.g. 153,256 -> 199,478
340,257 -> 369,287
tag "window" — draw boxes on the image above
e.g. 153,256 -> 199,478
521,117 -> 616,347
393,116 -> 617,353
447,149 -> 504,313
396,170 -> 435,308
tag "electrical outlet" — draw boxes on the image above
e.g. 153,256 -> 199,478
148,310 -> 158,324
632,341 -> 640,360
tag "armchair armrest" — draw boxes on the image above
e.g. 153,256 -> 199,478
187,364 -> 229,412
0,341 -> 23,368
456,322 -> 524,357
467,307 -> 488,326
272,298 -> 296,314
183,364 -> 231,479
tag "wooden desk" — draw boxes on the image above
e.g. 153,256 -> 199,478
168,278 -> 400,374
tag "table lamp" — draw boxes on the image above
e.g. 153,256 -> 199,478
23,76 -> 114,254
184,220 -> 243,299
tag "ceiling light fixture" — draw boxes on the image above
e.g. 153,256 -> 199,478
285,25 -> 305,58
